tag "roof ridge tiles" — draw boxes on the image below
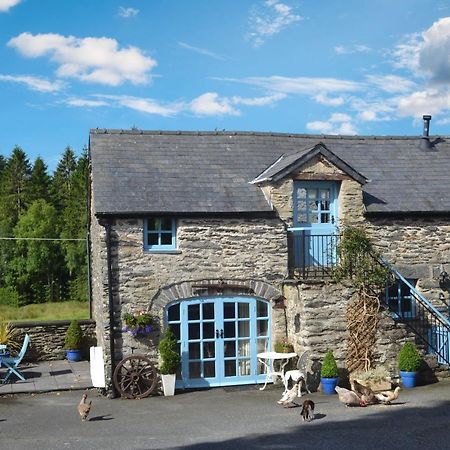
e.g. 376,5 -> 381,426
89,128 -> 448,140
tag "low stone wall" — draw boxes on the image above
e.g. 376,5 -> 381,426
11,320 -> 96,362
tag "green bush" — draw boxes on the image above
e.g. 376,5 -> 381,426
398,342 -> 421,372
158,327 -> 181,375
64,319 -> 83,350
321,350 -> 339,378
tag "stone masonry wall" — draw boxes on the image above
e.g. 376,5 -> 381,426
11,320 -> 96,362
367,216 -> 450,307
90,214 -> 289,388
283,281 -> 415,387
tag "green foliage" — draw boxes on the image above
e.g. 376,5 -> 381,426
0,321 -> 21,351
333,226 -> 391,291
159,327 -> 181,375
0,146 -> 88,309
64,319 -> 83,350
398,342 -> 421,372
321,350 -> 339,378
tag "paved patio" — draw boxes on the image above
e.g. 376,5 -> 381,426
0,359 -> 92,395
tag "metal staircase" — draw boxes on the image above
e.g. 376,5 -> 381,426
380,259 -> 450,366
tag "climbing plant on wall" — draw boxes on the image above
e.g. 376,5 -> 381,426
333,226 -> 391,372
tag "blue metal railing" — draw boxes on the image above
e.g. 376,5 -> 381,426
379,259 -> 450,366
287,231 -> 338,278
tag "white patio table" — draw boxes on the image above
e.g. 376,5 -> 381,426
257,351 -> 297,391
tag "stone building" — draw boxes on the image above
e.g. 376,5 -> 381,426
89,121 -> 450,392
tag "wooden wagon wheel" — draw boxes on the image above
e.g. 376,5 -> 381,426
113,355 -> 158,399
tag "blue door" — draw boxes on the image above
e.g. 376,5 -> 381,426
291,181 -> 338,269
166,296 -> 270,388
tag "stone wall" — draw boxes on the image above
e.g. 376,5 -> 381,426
282,280 -> 416,386
90,214 -> 289,388
367,216 -> 450,306
11,320 -> 96,362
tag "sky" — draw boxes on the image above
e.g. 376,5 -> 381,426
1,0 -> 450,170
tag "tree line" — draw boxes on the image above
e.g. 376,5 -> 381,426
0,146 -> 88,307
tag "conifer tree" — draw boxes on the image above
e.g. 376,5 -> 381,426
29,157 -> 51,204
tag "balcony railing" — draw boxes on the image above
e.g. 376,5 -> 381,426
287,230 -> 338,279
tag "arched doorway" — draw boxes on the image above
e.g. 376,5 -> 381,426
166,296 -> 271,388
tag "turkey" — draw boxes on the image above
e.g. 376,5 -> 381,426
277,382 -> 299,407
375,386 -> 401,405
335,386 -> 365,407
77,393 -> 92,421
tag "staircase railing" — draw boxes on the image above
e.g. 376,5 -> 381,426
379,258 -> 450,366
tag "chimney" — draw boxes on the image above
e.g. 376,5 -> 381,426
420,114 -> 432,150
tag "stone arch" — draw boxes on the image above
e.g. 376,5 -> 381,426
150,278 -> 283,311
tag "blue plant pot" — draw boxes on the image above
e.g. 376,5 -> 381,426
321,377 -> 339,395
400,371 -> 417,388
66,349 -> 82,362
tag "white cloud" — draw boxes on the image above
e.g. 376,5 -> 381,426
97,95 -> 184,117
0,0 -> 21,12
391,17 -> 450,83
350,97 -> 395,122
118,6 -> 139,18
334,44 -> 371,55
314,93 -> 345,106
190,92 -> 239,116
306,113 -> 357,135
0,74 -> 65,92
395,88 -> 450,118
248,1 -> 302,47
231,93 -> 285,106
178,42 -> 225,60
8,32 -> 156,86
64,97 -> 109,107
365,74 -> 416,93
216,75 -> 363,95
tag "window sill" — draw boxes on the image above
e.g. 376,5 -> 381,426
144,249 -> 182,254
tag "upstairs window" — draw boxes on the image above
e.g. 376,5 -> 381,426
144,217 -> 176,251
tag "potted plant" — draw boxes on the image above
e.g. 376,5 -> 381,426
398,342 -> 421,388
320,350 -> 339,395
158,327 -> 181,396
64,320 -> 83,362
274,337 -> 295,353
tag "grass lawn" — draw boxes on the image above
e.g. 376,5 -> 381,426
0,301 -> 90,322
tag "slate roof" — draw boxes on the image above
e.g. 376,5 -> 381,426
89,130 -> 450,216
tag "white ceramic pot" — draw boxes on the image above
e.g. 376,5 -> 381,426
161,373 -> 176,396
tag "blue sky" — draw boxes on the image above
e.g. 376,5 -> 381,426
1,0 -> 450,170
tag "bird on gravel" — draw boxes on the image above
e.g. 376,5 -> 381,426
78,393 -> 92,421
351,380 -> 378,405
375,386 -> 401,405
277,382 -> 299,407
335,386 -> 366,407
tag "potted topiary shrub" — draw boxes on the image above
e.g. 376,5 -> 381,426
398,342 -> 421,388
158,327 -> 181,396
321,350 -> 339,395
64,320 -> 83,362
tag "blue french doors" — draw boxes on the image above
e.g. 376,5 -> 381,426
291,181 -> 338,268
166,296 -> 270,388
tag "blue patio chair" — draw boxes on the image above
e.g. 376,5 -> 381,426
1,334 -> 30,383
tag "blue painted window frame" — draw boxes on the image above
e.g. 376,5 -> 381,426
144,217 -> 176,251
386,278 -> 417,319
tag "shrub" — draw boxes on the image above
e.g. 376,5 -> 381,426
158,327 -> 181,375
64,320 -> 83,350
321,350 -> 339,378
398,342 -> 421,372
274,337 -> 294,353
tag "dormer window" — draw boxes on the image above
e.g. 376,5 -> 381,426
144,217 -> 176,251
